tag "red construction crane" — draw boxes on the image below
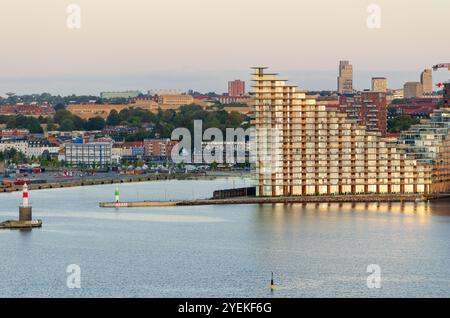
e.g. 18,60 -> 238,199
432,63 -> 450,71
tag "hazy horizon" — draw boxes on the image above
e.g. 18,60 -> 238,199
0,0 -> 449,96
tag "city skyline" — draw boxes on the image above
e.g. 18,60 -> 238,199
0,0 -> 449,95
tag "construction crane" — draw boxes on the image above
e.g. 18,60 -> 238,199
432,63 -> 450,71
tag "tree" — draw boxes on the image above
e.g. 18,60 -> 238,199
106,110 -> 121,126
60,118 -> 75,131
84,116 -> 106,131
54,109 -> 73,124
54,103 -> 66,111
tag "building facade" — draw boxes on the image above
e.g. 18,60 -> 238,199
398,107 -> 450,193
144,138 -> 177,158
64,142 -> 112,168
404,82 -> 423,99
338,92 -> 388,137
27,139 -> 60,158
337,60 -> 353,94
420,69 -> 433,95
157,95 -> 195,109
252,67 -> 444,197
0,139 -> 28,156
371,77 -> 388,92
228,80 -> 246,96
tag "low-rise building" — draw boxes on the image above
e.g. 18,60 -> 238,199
67,103 -> 156,119
157,94 -> 195,109
0,129 -> 29,138
122,141 -> 145,158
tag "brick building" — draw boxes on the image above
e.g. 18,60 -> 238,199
338,92 -> 388,137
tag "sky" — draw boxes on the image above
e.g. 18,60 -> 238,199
0,0 -> 449,96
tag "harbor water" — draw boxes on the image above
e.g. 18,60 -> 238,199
0,177 -> 449,297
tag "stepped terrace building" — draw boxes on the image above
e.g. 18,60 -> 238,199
252,68 -> 449,197
397,106 -> 450,193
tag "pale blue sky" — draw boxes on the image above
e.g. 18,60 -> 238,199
0,0 -> 449,95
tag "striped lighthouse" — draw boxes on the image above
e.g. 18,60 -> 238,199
115,186 -> 120,203
19,183 -> 32,222
22,183 -> 29,207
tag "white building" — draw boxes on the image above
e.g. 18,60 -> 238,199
0,139 -> 28,156
64,142 -> 112,168
27,140 -> 60,158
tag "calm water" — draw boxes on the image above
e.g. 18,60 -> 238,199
0,178 -> 449,298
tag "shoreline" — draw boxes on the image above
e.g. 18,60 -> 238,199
0,171 -> 253,193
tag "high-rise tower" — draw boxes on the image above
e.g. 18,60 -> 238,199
421,69 -> 433,95
337,60 -> 353,94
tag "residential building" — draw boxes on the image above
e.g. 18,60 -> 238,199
337,60 -> 353,94
398,106 -> 450,193
371,77 -> 388,92
338,91 -> 388,136
316,96 -> 340,110
64,142 -> 112,168
420,69 -> 433,95
252,67 -> 438,197
67,103 -> 156,119
228,80 -> 245,96
0,139 -> 28,155
0,104 -> 54,117
122,141 -> 145,157
144,138 -> 177,158
27,139 -> 60,158
404,82 -> 423,99
393,98 -> 441,118
0,129 -> 29,138
100,91 -> 141,99
157,95 -> 195,109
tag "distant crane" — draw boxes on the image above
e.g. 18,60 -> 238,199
432,63 -> 450,71
432,63 -> 450,88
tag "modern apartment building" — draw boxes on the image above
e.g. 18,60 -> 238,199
404,82 -> 423,99
252,67 -> 448,197
337,60 -> 353,94
64,142 -> 112,168
398,106 -> 450,193
420,69 -> 433,95
371,77 -> 388,92
338,92 -> 388,136
228,80 -> 246,96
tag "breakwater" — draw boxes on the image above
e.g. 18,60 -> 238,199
99,193 -> 433,208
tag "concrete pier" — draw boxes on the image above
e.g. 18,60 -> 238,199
99,193 -> 434,208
